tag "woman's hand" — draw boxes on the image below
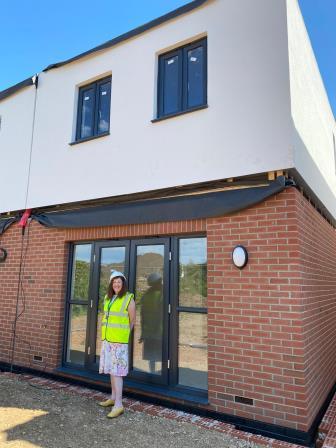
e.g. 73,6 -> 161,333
128,298 -> 136,331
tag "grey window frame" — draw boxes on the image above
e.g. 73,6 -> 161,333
76,76 -> 111,142
157,38 -> 207,119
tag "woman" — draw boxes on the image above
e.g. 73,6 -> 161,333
139,272 -> 163,373
98,270 -> 136,418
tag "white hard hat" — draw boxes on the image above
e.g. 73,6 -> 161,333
147,272 -> 162,286
110,270 -> 126,282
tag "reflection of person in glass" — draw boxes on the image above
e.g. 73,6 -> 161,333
138,272 -> 163,373
98,271 -> 136,418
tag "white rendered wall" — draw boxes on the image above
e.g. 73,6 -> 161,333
287,0 -> 336,219
25,0 -> 293,209
0,86 -> 35,212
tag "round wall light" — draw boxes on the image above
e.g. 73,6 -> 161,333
0,248 -> 7,263
232,245 -> 248,269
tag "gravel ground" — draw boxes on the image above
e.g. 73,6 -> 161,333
0,375 -> 267,448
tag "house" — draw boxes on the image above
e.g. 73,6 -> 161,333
0,0 -> 335,445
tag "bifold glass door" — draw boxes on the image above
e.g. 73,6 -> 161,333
64,236 -> 208,391
128,239 -> 170,384
89,241 -> 130,369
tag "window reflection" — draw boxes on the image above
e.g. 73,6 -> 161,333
67,304 -> 88,365
98,81 -> 111,134
178,312 -> 208,389
179,238 -> 207,308
133,245 -> 164,375
80,88 -> 94,139
71,244 -> 92,301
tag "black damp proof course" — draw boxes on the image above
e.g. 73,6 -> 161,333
33,176 -> 287,230
0,177 -> 289,236
0,216 -> 18,236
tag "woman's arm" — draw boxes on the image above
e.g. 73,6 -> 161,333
128,298 -> 136,331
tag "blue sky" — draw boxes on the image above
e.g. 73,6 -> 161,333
0,0 -> 335,117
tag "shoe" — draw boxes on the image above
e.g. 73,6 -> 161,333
98,398 -> 115,407
107,407 -> 124,418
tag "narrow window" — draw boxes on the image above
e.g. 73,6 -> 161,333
66,244 -> 92,365
177,237 -> 207,390
79,87 -> 95,139
158,38 -> 207,119
76,76 -> 111,141
185,44 -> 205,109
162,52 -> 181,116
97,79 -> 111,134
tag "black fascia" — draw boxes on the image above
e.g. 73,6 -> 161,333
0,77 -> 34,102
43,0 -> 210,72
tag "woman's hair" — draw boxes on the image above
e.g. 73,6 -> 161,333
107,276 -> 127,298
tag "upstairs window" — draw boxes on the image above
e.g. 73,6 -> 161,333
76,76 -> 111,141
157,38 -> 207,119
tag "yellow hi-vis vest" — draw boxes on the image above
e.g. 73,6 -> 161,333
101,292 -> 134,343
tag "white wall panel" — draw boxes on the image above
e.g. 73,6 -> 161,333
25,0 -> 293,208
0,86 -> 35,213
287,0 -> 336,218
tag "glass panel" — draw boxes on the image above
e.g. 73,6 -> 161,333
95,246 -> 126,362
97,80 -> 111,134
179,238 -> 207,308
178,312 -> 207,389
133,245 -> 164,375
163,55 -> 180,115
187,46 -> 204,108
66,304 -> 88,365
80,87 -> 95,139
70,244 -> 92,301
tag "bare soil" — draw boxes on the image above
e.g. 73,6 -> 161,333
0,374 -> 266,448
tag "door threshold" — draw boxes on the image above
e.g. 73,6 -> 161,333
55,366 -> 208,405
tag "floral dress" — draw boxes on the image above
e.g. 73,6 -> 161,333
99,340 -> 129,377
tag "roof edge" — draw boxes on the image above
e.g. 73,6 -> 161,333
43,0 -> 210,72
0,0 -> 210,103
0,76 -> 34,102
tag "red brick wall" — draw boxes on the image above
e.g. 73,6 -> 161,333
207,188 -> 336,431
207,188 -> 307,430
0,188 -> 335,432
0,219 -> 206,369
298,194 -> 336,427
0,225 -> 68,369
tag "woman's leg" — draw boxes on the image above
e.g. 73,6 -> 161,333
110,374 -> 116,400
112,375 -> 123,408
